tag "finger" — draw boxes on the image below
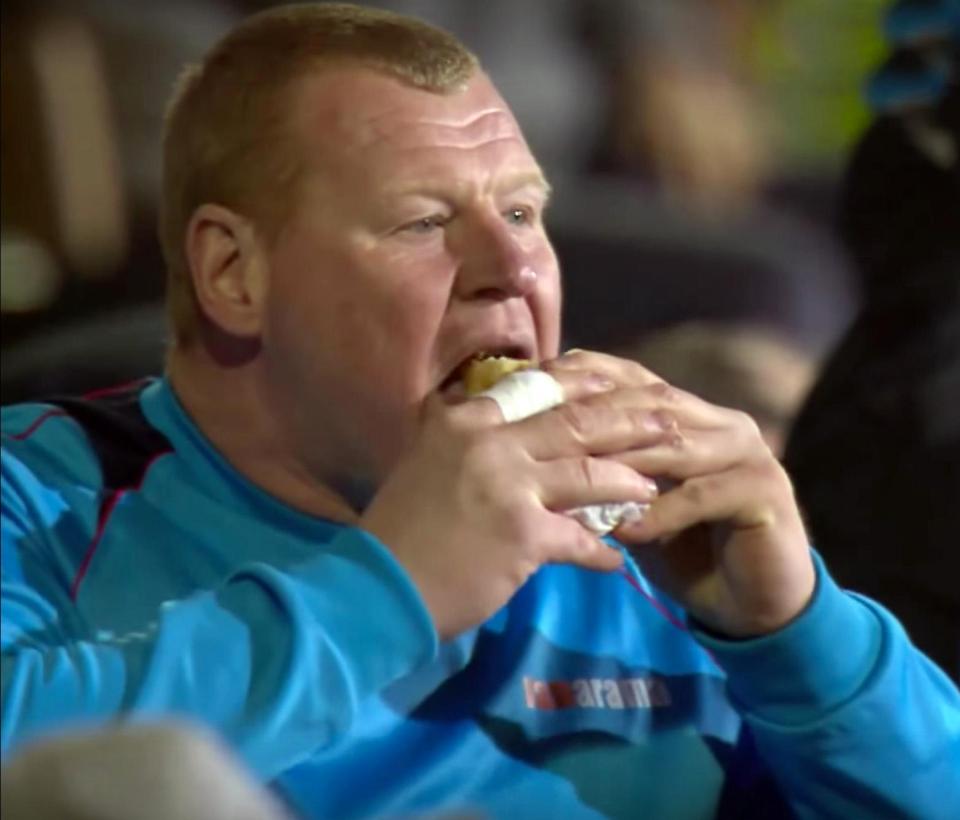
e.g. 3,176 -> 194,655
578,381 -> 744,430
541,516 -> 625,572
547,368 -> 617,403
616,461 -> 788,543
534,456 -> 659,510
508,399 -> 673,460
609,422 -> 765,480
548,354 -> 753,431
544,349 -> 664,387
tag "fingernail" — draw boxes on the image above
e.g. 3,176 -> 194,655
643,477 -> 659,495
563,348 -> 585,357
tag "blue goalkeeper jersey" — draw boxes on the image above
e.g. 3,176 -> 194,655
2,378 -> 959,819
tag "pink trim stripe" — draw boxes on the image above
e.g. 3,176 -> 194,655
82,379 -> 150,400
69,449 -> 171,600
618,567 -> 689,632
5,408 -> 69,441
4,381 -> 146,442
618,567 -> 719,667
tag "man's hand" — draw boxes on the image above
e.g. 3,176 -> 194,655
360,370 -> 664,639
546,351 -> 815,639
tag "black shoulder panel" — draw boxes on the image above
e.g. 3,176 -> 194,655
48,381 -> 173,491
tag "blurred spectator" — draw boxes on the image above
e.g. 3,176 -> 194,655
609,321 -> 816,458
1,0 -> 236,350
588,0 -> 772,216
784,1 -> 960,681
1,0 -> 128,320
75,0 -> 239,232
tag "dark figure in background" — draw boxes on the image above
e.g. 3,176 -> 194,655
784,15 -> 960,680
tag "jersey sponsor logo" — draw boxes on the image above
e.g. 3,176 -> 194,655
522,674 -> 672,711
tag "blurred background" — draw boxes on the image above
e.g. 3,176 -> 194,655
2,1 -> 958,677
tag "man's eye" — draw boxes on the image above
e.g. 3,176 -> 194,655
404,215 -> 446,234
504,207 -> 532,226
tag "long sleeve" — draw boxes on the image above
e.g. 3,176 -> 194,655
697,555 -> 960,819
1,447 -> 438,779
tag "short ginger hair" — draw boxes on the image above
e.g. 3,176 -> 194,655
160,2 -> 479,345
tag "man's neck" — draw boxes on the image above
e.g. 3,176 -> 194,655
166,346 -> 360,526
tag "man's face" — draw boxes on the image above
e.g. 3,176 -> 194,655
259,67 -> 561,490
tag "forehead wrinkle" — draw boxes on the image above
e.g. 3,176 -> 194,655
362,107 -> 521,151
371,106 -> 507,131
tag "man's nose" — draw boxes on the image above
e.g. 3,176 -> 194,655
453,216 -> 538,301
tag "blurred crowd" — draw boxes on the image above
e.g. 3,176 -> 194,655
1,0 -> 957,677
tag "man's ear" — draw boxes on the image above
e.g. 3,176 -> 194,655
184,203 -> 269,338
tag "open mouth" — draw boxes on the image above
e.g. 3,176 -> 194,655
439,347 -> 533,393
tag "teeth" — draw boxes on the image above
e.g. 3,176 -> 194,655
461,354 -> 534,395
474,350 -> 517,361
442,350 -> 529,391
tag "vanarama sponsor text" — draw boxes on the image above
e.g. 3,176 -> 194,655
522,676 -> 671,710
